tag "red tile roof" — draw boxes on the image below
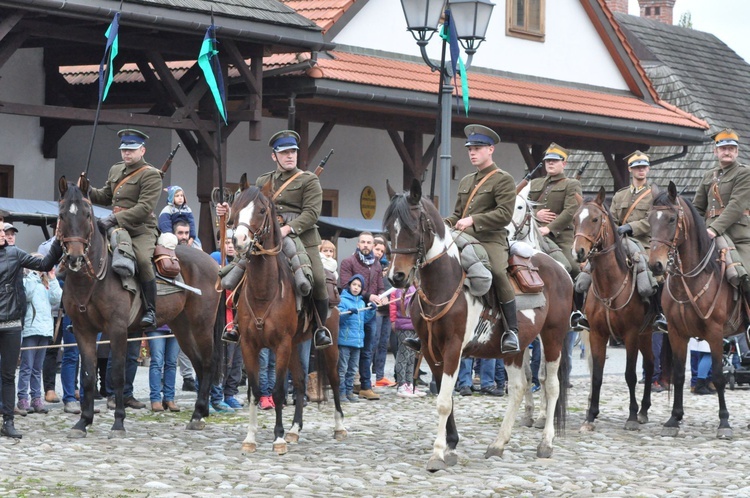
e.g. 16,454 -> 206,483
279,0 -> 357,34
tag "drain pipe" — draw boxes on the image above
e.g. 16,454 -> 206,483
649,145 -> 688,166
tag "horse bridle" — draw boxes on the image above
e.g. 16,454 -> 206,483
235,200 -> 281,257
389,202 -> 441,281
573,203 -> 616,261
56,197 -> 99,278
510,209 -> 533,241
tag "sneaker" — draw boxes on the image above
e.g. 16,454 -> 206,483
17,398 -> 30,415
259,396 -> 274,410
224,396 -> 244,409
375,377 -> 397,388
30,398 -> 48,414
459,386 -> 473,397
346,393 -> 359,403
651,381 -> 665,393
531,384 -> 541,393
63,401 -> 81,414
479,386 -> 505,397
407,383 -> 427,397
397,384 -> 417,398
211,401 -> 235,413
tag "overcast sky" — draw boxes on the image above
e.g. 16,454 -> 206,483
628,0 -> 750,63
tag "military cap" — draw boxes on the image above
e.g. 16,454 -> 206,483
118,129 -> 149,150
543,143 -> 569,162
464,124 -> 500,147
269,130 -> 300,152
626,150 -> 650,168
713,128 -> 739,147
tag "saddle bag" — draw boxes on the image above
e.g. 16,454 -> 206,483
153,244 -> 181,279
508,254 -> 544,294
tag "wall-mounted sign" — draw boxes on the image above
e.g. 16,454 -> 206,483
360,186 -> 376,220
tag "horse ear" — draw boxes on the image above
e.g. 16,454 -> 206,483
239,173 -> 249,192
386,179 -> 397,199
667,181 -> 677,203
595,186 -> 606,206
77,173 -> 89,196
58,176 -> 68,198
651,183 -> 660,197
260,180 -> 273,199
408,178 -> 422,206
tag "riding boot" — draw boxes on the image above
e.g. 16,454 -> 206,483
403,337 -> 422,352
313,299 -> 333,350
139,279 -> 157,330
1,418 -> 22,439
741,274 -> 750,305
499,300 -> 521,354
221,322 -> 240,343
654,284 -> 668,332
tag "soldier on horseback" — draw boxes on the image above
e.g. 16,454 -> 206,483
444,125 -> 520,354
693,128 -> 750,304
216,130 -> 333,349
88,129 -> 162,330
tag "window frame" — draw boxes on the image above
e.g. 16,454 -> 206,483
506,0 -> 546,42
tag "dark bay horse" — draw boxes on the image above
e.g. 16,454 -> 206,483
649,182 -> 746,438
230,185 -> 345,454
384,180 -> 571,471
57,177 -> 221,438
573,188 -> 655,431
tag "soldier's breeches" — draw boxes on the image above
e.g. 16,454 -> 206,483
305,245 -> 328,300
485,242 -> 515,303
132,232 -> 157,282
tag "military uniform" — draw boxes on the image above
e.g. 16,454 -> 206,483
256,168 -> 327,300
528,172 -> 582,276
610,184 -> 654,251
445,164 -> 516,302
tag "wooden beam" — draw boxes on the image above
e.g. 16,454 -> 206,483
0,12 -> 23,42
0,32 -> 27,71
387,130 -> 416,177
222,39 -> 261,96
422,137 -> 436,166
404,131 -> 425,189
308,121 -> 335,162
603,152 -> 629,191
517,144 -> 535,172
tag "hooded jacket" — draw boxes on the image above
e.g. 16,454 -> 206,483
337,274 -> 375,348
158,185 -> 197,238
22,271 -> 62,338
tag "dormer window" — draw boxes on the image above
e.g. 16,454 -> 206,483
507,0 -> 545,42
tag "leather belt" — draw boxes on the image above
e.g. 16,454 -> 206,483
708,207 -> 750,218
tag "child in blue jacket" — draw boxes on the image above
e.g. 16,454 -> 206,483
337,274 -> 375,402
158,186 -> 198,246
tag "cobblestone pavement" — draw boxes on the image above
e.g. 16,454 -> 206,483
3,348 -> 750,497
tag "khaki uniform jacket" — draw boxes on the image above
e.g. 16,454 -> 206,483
256,168 -> 323,249
610,184 -> 654,250
445,164 -> 515,245
693,161 -> 750,245
528,173 -> 582,252
89,158 -> 162,237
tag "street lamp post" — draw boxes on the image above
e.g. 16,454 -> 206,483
400,0 -> 494,217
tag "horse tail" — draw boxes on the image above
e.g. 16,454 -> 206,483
555,342 -> 569,437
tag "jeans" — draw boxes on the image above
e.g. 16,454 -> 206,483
0,329 -> 22,420
17,335 -> 47,401
495,358 -> 506,387
530,337 -> 541,386
283,339 -> 312,398
106,336 -> 140,399
61,319 -> 80,403
259,348 -> 276,397
457,357 -> 474,389
223,342 -> 244,398
338,345 -> 360,395
178,349 -> 195,380
696,351 -> 712,380
358,316 -> 377,390
480,359 -> 497,389
651,332 -> 663,383
372,314 -> 392,380
147,329 -> 179,403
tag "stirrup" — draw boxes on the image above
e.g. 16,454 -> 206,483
140,310 -> 156,329
314,326 -> 332,350
403,337 -> 422,352
222,324 -> 240,343
654,313 -> 668,333
500,330 -> 521,354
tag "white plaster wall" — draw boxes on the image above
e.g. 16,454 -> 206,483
333,0 -> 629,90
0,49 -> 57,251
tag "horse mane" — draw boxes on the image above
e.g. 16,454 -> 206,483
601,200 -> 629,272
652,191 -> 719,274
383,192 -> 445,239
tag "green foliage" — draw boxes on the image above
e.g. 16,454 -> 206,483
678,11 -> 693,29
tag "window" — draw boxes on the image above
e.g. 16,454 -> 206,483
507,0 -> 545,42
655,6 -> 661,15
645,6 -> 651,15
0,165 -> 13,197
322,189 -> 338,217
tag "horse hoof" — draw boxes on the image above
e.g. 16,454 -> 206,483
579,422 -> 595,433
426,456 -> 447,472
444,451 -> 458,467
533,417 -> 547,429
637,413 -> 649,424
273,442 -> 288,455
484,446 -> 504,459
717,428 -> 733,440
186,420 -> 206,431
661,426 -> 680,437
536,443 -> 553,459
285,432 -> 299,444
334,429 -> 348,441
520,416 -> 533,428
108,430 -> 126,439
67,429 -> 87,439
624,420 -> 640,431
241,443 -> 257,454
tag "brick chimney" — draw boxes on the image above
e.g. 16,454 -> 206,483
638,0 -> 676,24
603,0 -> 629,14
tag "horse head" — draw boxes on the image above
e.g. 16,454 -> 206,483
57,175 -> 96,273
508,183 -> 540,244
383,179 -> 445,289
230,185 -> 277,255
572,187 -> 619,264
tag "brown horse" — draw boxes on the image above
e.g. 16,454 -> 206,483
573,188 -> 656,431
648,181 -> 746,438
230,185 -> 346,454
384,180 -> 570,471
56,177 -> 221,438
